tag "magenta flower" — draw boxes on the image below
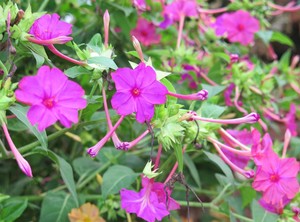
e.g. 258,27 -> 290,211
251,129 -> 277,166
164,0 -> 198,22
132,0 -> 148,11
214,10 -> 260,45
252,154 -> 300,205
111,63 -> 167,123
130,18 -> 161,46
258,196 -> 291,214
224,83 -> 235,106
15,66 -> 87,131
28,14 -> 72,45
283,103 -> 297,136
120,176 -> 179,222
220,129 -> 252,169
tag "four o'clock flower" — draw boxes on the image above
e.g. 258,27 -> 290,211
213,10 -> 260,45
28,14 -> 72,45
111,63 -> 167,123
130,18 -> 161,46
252,153 -> 300,205
162,0 -> 198,24
28,14 -> 86,65
120,176 -> 179,222
15,66 -> 87,131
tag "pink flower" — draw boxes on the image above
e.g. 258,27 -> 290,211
258,196 -> 291,214
224,83 -> 235,106
131,18 -> 161,46
283,103 -> 297,136
15,66 -> 87,131
214,10 -> 260,45
164,0 -> 198,22
132,0 -> 148,11
111,63 -> 167,123
120,176 -> 179,222
252,154 -> 299,205
29,14 -> 72,45
160,0 -> 198,29
251,129 -> 276,166
220,129 -> 252,169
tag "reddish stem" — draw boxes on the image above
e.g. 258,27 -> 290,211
47,45 -> 86,66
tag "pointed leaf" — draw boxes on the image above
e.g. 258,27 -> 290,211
9,104 -> 48,150
102,165 -> 139,198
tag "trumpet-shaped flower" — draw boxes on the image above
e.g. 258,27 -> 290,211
29,14 -> 72,45
214,10 -> 260,45
252,154 -> 299,205
111,63 -> 167,123
15,66 -> 87,131
164,0 -> 198,22
131,18 -> 161,46
120,176 -> 179,222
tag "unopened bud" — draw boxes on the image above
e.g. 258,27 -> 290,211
132,36 -> 144,62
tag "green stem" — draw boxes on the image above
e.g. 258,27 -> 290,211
38,0 -> 50,12
88,81 -> 98,99
177,200 -> 216,209
0,139 -> 8,158
211,183 -> 231,205
231,213 -> 253,222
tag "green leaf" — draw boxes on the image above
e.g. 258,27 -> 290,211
271,32 -> 294,47
156,70 -> 171,80
0,194 -> 9,203
201,84 -> 226,99
102,165 -> 139,198
240,186 -> 256,208
0,198 -> 27,222
87,56 -> 118,70
39,191 -> 77,222
31,149 -> 79,207
203,151 -> 234,182
251,200 -> 279,222
72,157 -> 102,181
31,50 -> 45,67
256,30 -> 273,44
9,104 -> 48,150
214,52 -> 230,63
200,102 -> 227,118
161,78 -> 177,105
64,66 -> 92,78
183,153 -> 201,187
87,33 -> 103,54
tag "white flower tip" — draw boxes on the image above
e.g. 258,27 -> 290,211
244,170 -> 255,179
247,112 -> 260,123
104,10 -> 110,21
87,148 -> 97,158
197,89 -> 208,100
17,157 -> 33,177
116,142 -> 130,151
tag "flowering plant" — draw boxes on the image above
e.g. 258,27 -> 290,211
0,0 -> 299,221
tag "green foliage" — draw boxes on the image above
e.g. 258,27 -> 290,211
101,165 -> 139,198
39,191 -> 78,222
